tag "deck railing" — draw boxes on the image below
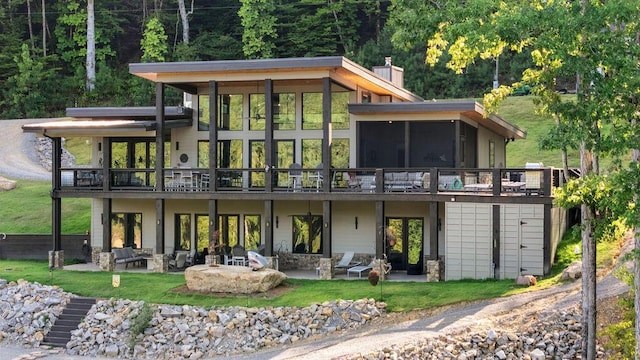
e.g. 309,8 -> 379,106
59,166 -> 559,197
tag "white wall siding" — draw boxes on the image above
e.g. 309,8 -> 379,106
445,203 -> 493,280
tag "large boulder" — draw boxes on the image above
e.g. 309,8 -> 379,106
184,264 -> 287,294
0,176 -> 16,191
561,261 -> 582,281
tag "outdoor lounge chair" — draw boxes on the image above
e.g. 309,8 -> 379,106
347,260 -> 375,278
316,251 -> 361,275
169,252 -> 188,270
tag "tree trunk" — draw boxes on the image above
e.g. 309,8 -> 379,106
633,146 -> 639,360
86,0 -> 96,92
553,114 -> 570,183
580,142 -> 597,360
26,0 -> 34,51
41,0 -> 46,56
177,0 -> 189,44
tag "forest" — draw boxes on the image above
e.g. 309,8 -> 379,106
0,0 -> 532,120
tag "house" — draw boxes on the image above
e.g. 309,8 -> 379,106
23,56 -> 569,281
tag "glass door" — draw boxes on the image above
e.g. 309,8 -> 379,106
385,217 -> 424,273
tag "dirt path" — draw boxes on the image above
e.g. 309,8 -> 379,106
0,119 -> 52,181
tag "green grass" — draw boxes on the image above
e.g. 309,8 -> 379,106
64,137 -> 93,165
498,96 -> 581,168
0,180 -> 90,234
0,260 -> 521,311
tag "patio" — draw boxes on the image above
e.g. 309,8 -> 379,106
63,262 -> 428,282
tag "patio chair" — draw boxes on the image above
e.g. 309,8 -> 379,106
169,252 -> 188,270
316,251 -> 361,275
288,163 -> 303,191
347,259 -> 375,278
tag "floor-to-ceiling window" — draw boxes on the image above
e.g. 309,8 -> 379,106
292,214 -> 323,254
386,217 -> 423,273
111,213 -> 142,249
174,214 -> 191,251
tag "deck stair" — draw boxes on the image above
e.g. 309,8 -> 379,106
42,297 -> 96,347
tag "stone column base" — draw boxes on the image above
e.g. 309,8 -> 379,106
265,256 -> 279,271
318,257 -> 334,280
48,250 -> 64,269
205,254 -> 219,265
152,254 -> 168,273
99,252 -> 114,271
372,258 -> 389,281
426,260 -> 442,282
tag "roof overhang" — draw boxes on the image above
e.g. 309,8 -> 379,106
129,57 -> 423,102
348,101 -> 526,140
22,106 -> 192,137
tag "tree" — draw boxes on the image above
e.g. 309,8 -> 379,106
86,0 -> 95,91
238,0 -> 277,59
389,1 -> 640,359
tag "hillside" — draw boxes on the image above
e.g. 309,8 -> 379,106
498,96 -> 579,168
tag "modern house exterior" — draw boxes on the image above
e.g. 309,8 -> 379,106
23,56 -> 568,281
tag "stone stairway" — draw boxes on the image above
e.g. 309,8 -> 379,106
42,297 -> 96,348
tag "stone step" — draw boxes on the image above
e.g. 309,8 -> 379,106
42,297 -> 96,348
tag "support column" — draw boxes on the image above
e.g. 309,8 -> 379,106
208,199 -> 219,253
48,250 -> 64,269
321,77 -> 331,192
51,137 -> 62,254
103,138 -> 111,190
156,199 -> 165,255
493,204 -> 500,279
155,83 -> 165,191
375,201 -> 384,259
322,200 -> 331,258
99,252 -> 114,271
318,257 -> 334,280
264,79 -> 274,192
429,202 -> 438,260
209,81 -> 218,192
264,200 -> 273,257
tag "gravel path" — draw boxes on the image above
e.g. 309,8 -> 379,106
0,118 -> 52,181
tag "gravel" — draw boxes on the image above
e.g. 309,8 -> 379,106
0,119 -> 54,181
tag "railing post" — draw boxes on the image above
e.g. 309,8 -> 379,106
542,168 -> 552,196
429,168 -> 438,194
492,168 -> 502,196
375,169 -> 384,193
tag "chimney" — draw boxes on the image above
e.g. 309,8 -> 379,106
372,57 -> 404,88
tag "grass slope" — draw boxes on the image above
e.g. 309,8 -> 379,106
498,96 -> 580,168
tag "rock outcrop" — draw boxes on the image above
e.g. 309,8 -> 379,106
185,264 -> 287,294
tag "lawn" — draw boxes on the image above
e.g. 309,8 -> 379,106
0,259 -> 522,311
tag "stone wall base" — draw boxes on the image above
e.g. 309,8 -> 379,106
99,252 -> 114,271
318,257 -> 334,280
48,250 -> 64,269
205,254 -> 219,265
152,254 -> 168,273
426,260 -> 442,282
372,259 -> 389,281
265,256 -> 279,271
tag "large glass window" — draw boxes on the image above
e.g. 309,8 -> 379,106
331,92 -> 350,130
219,215 -> 239,250
273,93 -> 295,130
249,140 -> 265,187
111,213 -> 142,249
198,140 -> 209,168
249,94 -> 265,130
218,140 -> 243,168
302,139 -> 322,168
331,138 -> 349,168
175,214 -> 191,251
302,93 -> 322,130
244,215 -> 261,251
195,214 -> 209,252
292,214 -> 323,254
302,92 -> 350,130
198,94 -> 243,131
